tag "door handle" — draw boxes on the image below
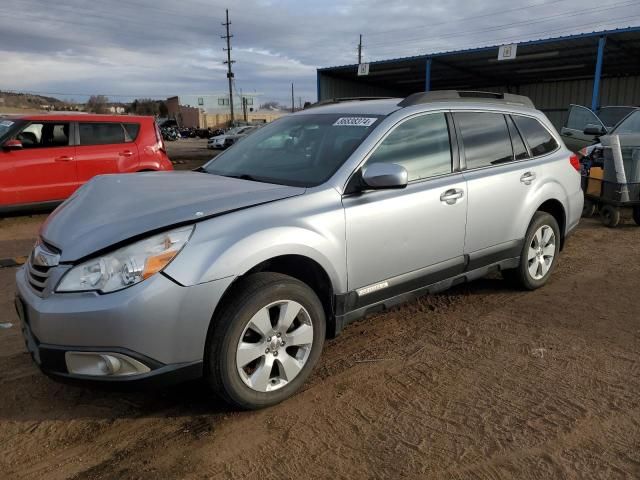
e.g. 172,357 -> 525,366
54,156 -> 73,162
440,188 -> 464,205
520,172 -> 536,185
119,150 -> 134,157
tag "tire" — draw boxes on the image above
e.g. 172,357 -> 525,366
600,205 -> 621,228
502,212 -> 560,290
633,206 -> 640,226
204,272 -> 326,410
582,199 -> 596,218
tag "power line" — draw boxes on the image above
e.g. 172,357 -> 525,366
364,0 -> 575,38
366,16 -> 640,61
366,0 -> 640,49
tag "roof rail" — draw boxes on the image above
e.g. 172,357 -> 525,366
305,96 -> 395,109
398,90 -> 535,108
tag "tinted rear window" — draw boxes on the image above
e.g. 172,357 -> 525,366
512,116 -> 558,156
455,112 -> 513,168
79,123 -> 126,145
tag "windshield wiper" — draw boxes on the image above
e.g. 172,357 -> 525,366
221,173 -> 264,182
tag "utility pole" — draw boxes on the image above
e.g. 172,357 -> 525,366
358,34 -> 363,64
291,83 -> 295,113
222,9 -> 235,124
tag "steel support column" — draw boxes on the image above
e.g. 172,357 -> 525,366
425,57 -> 432,92
591,35 -> 607,111
316,72 -> 321,102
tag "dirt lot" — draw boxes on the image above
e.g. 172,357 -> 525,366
1,212 -> 639,480
166,138 -> 218,170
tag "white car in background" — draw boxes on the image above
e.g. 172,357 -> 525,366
208,125 -> 261,149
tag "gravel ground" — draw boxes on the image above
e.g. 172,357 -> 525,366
165,138 -> 219,170
1,212 -> 639,480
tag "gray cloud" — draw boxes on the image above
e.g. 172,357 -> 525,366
1,0 -> 638,104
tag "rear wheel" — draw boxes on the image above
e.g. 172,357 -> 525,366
633,206 -> 640,226
502,212 -> 560,290
205,272 -> 326,410
600,205 -> 621,228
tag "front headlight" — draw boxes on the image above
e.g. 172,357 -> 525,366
57,225 -> 194,293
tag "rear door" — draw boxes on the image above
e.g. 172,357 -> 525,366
457,112 -> 553,265
7,120 -> 77,205
560,105 -> 605,152
75,122 -> 140,182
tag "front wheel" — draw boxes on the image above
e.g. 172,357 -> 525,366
600,205 -> 621,228
502,212 -> 560,290
205,272 -> 326,410
633,206 -> 640,226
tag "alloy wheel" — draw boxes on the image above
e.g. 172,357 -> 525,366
527,225 -> 556,280
235,300 -> 314,392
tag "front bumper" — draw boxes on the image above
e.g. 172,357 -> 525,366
15,266 -> 235,386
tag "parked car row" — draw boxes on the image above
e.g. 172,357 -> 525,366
207,124 -> 263,149
0,114 -> 172,212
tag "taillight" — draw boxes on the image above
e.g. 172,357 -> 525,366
154,122 -> 166,153
569,154 -> 580,171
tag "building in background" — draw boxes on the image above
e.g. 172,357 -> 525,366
166,93 -> 284,128
317,26 -> 640,130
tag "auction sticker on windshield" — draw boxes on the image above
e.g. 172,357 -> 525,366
333,117 -> 377,127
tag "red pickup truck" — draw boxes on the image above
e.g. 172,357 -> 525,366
0,114 -> 173,212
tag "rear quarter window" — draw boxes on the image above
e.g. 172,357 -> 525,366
512,115 -> 558,157
123,123 -> 141,141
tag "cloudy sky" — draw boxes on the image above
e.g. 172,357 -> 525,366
1,0 -> 639,105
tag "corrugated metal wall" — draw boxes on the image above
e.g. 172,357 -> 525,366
320,73 -> 640,130
319,73 -> 398,100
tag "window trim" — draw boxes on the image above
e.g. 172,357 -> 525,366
76,121 -> 129,147
343,110 -> 459,193
13,120 -> 75,149
506,114 -> 531,160
452,109 -> 561,173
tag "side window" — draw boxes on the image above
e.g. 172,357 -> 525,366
506,116 -> 529,160
366,113 -> 452,182
122,123 -> 140,141
455,112 -> 513,168
16,122 -> 70,148
79,123 -> 126,146
512,116 -> 558,156
565,105 -> 601,130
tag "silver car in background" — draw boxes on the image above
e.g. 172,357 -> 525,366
15,91 -> 583,409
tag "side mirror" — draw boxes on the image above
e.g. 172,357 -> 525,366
583,124 -> 606,136
362,163 -> 408,190
2,139 -> 23,150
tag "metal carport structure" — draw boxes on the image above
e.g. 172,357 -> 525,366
317,27 -> 640,128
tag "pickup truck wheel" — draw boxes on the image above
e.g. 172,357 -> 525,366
502,212 -> 560,290
205,272 -> 325,410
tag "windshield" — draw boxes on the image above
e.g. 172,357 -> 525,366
612,110 -> 640,134
203,113 -> 382,187
597,107 -> 637,128
0,118 -> 19,143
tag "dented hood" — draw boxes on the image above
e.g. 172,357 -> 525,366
41,171 -> 305,262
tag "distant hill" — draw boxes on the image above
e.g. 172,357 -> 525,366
0,91 -> 71,110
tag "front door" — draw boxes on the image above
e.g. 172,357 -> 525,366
9,120 -> 77,205
343,112 -> 467,301
560,104 -> 605,152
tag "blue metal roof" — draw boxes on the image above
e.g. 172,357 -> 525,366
318,25 -> 640,72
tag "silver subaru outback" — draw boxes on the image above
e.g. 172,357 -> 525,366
15,91 -> 583,409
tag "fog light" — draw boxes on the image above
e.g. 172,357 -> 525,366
65,351 -> 151,377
